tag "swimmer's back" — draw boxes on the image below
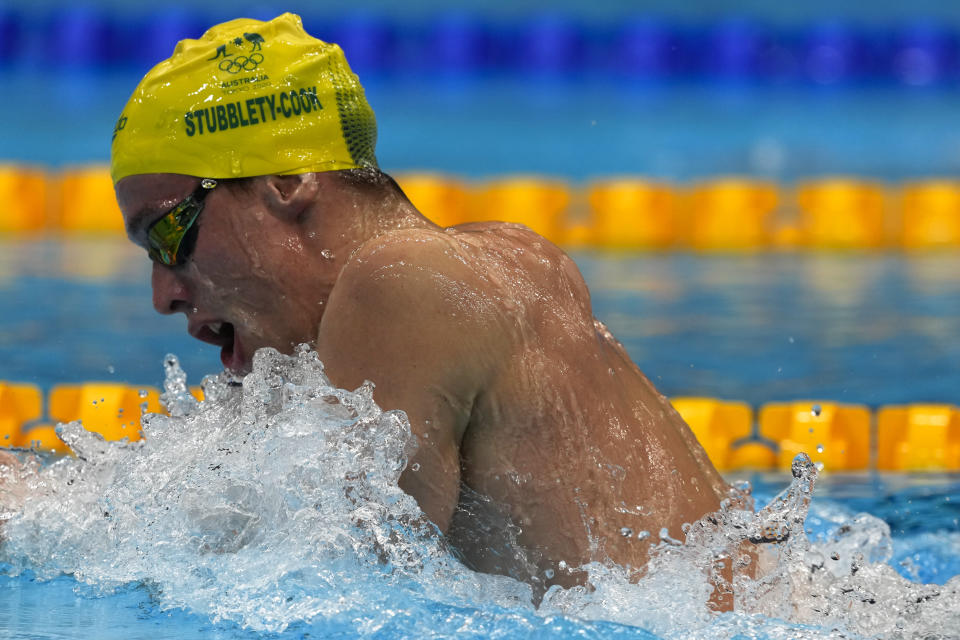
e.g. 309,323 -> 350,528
438,221 -> 728,583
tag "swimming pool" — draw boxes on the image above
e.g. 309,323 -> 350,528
1,238 -> 959,638
5,237 -> 960,406
2,4 -> 960,638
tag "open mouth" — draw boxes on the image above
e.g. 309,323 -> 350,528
194,322 -> 243,370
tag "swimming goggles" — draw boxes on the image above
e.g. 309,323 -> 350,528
146,178 -> 218,266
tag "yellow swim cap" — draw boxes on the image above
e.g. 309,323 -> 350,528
111,13 -> 377,184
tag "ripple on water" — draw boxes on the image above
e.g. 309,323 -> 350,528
0,346 -> 957,639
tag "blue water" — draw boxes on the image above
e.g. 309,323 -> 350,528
2,4 -> 960,636
4,71 -> 960,181
0,472 -> 955,640
5,238 -> 960,408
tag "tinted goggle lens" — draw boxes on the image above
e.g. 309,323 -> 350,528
147,200 -> 203,265
145,179 -> 216,266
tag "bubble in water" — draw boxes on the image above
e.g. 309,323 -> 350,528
816,444 -> 824,453
107,365 -> 115,374
138,389 -> 147,398
811,404 -> 822,417
0,347 -> 531,632
1,348 -> 958,639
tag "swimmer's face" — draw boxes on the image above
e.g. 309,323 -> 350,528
116,172 -> 343,373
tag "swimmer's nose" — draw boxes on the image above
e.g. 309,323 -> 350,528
151,262 -> 192,315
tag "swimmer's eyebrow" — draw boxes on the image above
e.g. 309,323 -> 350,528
126,206 -> 165,246
126,193 -> 184,245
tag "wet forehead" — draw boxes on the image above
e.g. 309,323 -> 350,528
116,173 -> 201,242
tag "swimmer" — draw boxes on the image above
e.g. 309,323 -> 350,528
50,14 -> 736,598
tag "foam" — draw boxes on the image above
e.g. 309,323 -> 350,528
0,347 -> 957,638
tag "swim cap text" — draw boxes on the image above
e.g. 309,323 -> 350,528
184,87 -> 322,136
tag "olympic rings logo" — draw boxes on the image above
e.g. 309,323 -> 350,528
218,53 -> 264,74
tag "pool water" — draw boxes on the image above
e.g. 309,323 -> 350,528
4,10 -> 960,634
5,238 -> 960,406
0,350 -> 956,640
1,468 -> 955,640
1,242 -> 960,638
0,486 -> 957,640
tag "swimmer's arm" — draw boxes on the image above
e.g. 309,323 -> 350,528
315,235 -> 498,533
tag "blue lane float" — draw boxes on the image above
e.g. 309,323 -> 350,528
0,6 -> 19,65
320,12 -> 394,77
45,5 -> 111,69
423,11 -> 491,76
700,17 -> 771,81
127,8 -> 207,72
890,20 -> 958,87
798,20 -> 876,85
611,16 -> 680,80
513,13 -> 584,75
3,8 -> 960,86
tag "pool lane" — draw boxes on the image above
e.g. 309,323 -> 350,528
2,238 -> 960,408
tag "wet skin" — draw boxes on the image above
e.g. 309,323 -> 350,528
115,171 -> 730,594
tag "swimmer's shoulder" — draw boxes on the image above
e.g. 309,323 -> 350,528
344,226 -> 480,280
331,227 -> 505,332
339,222 -> 592,322
447,221 -> 593,314
320,226 -> 510,390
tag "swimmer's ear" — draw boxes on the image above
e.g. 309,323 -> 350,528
260,174 -> 320,223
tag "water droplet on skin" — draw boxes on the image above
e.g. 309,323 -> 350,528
558,560 -> 567,570
811,404 -> 822,417
635,530 -> 650,540
831,552 -> 840,561
320,249 -> 334,260
620,527 -> 633,538
411,463 -> 420,471
138,390 -> 148,398
544,569 -> 554,579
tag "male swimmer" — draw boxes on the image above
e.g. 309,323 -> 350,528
118,14 -> 731,595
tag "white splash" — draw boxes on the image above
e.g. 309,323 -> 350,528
0,347 -> 529,632
0,347 -> 957,639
